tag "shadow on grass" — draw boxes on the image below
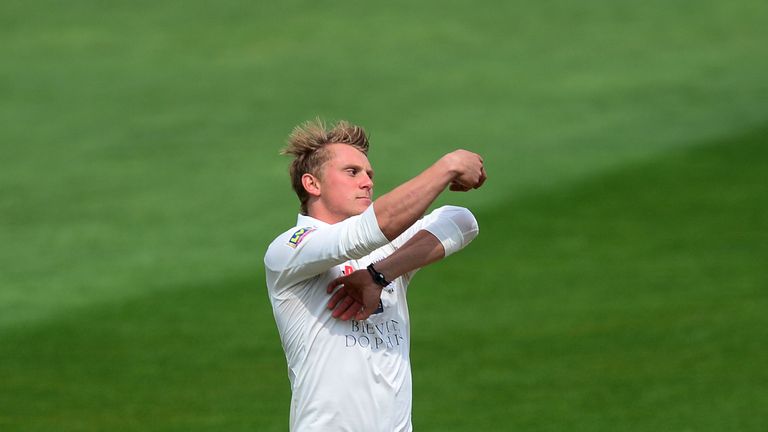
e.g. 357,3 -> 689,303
409,124 -> 768,431
0,274 -> 289,432
1,125 -> 767,432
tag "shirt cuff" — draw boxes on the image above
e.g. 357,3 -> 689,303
361,203 -> 388,246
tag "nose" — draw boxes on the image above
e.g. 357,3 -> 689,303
360,173 -> 373,190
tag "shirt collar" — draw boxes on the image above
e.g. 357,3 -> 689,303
296,213 -> 329,228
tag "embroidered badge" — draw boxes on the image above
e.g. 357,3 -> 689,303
287,227 -> 315,248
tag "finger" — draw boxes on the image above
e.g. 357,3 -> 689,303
475,167 -> 487,189
327,288 -> 348,310
332,296 -> 356,318
450,182 -> 470,192
339,301 -> 363,321
356,305 -> 372,321
327,276 -> 344,294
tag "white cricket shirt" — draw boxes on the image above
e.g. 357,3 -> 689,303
264,205 -> 478,431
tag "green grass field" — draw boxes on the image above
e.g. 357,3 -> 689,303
2,1 -> 767,430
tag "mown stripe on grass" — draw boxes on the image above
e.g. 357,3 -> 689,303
0,275 -> 288,432
409,125 -> 768,431
1,125 -> 766,431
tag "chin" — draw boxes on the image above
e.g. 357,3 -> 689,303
354,197 -> 371,206
343,206 -> 365,218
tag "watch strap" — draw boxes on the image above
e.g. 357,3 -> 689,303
366,263 -> 392,291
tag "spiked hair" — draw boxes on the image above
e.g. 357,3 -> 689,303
281,118 -> 370,214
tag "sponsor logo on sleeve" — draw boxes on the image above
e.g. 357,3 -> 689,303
287,227 -> 315,248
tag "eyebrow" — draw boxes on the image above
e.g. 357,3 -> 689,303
342,164 -> 374,178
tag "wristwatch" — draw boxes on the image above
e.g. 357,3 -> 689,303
367,263 -> 392,292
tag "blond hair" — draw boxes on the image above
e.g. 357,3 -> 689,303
282,118 -> 370,215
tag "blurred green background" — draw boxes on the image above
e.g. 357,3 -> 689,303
1,0 -> 767,430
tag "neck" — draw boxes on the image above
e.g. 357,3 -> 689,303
306,204 -> 344,225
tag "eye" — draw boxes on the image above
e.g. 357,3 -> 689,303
346,168 -> 358,176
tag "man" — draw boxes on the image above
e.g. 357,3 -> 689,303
264,119 -> 486,431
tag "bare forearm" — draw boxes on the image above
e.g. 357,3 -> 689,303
373,160 -> 454,240
373,230 -> 445,281
327,206 -> 480,321
326,230 -> 444,321
372,150 -> 485,240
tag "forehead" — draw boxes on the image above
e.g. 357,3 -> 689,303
324,143 -> 371,168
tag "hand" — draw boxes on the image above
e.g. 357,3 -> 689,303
326,269 -> 384,321
442,150 -> 487,191
450,165 -> 486,191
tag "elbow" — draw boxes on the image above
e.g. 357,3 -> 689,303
433,205 -> 479,251
451,206 -> 479,245
466,211 -> 479,245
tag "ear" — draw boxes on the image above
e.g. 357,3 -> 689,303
301,173 -> 321,197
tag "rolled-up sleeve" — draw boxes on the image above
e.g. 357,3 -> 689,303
421,206 -> 479,257
387,205 -> 479,257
